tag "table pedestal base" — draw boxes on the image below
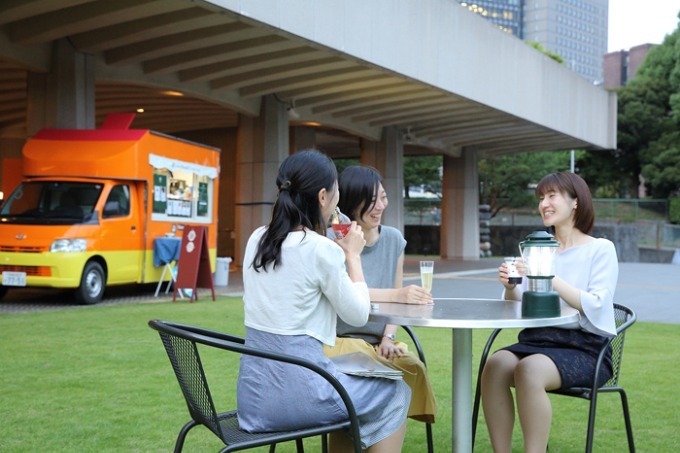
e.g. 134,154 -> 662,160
452,328 -> 473,452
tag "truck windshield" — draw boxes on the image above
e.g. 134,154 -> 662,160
0,181 -> 103,225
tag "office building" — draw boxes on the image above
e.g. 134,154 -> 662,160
458,0 -> 609,84
603,43 -> 655,89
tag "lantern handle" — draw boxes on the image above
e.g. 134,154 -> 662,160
518,240 -> 527,260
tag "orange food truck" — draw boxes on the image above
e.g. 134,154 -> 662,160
0,114 -> 220,304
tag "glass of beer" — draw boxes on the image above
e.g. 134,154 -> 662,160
420,260 -> 434,292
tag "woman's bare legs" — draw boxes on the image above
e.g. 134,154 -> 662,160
329,420 -> 407,453
329,431 -> 357,453
481,350 -> 519,453
368,420 -> 407,453
514,354 -> 561,453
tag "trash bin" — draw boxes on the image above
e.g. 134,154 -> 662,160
673,249 -> 680,265
214,257 -> 232,286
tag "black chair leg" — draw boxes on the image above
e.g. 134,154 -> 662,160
472,387 -> 481,448
174,420 -> 198,453
321,433 -> 329,453
295,438 -> 304,452
619,389 -> 636,452
585,392 -> 600,453
426,421 -> 434,453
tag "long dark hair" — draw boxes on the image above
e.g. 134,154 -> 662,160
337,166 -> 382,221
253,150 -> 338,271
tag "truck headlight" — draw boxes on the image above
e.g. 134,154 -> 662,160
50,238 -> 87,253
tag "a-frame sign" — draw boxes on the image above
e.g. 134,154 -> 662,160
173,225 -> 215,302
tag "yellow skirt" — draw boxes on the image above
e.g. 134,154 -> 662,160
324,337 -> 437,423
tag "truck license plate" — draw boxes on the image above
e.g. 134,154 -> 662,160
2,271 -> 27,286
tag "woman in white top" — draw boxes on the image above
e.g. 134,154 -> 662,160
237,150 -> 411,452
481,172 -> 618,453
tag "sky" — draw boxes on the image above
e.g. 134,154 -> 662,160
608,1 -> 679,52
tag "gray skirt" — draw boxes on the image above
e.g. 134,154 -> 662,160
237,327 -> 410,448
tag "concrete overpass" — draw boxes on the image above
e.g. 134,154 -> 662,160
0,0 -> 617,264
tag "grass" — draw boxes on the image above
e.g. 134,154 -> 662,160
1,297 -> 678,452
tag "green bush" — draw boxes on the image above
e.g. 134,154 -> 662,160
670,196 -> 680,224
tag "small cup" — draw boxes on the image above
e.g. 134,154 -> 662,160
331,223 -> 351,239
420,260 -> 434,292
504,257 -> 522,284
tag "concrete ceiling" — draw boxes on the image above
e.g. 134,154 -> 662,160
0,0 -> 603,157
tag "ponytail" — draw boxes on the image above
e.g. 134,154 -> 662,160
253,150 -> 337,271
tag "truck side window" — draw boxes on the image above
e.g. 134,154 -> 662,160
103,185 -> 130,218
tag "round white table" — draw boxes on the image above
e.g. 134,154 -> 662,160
369,298 -> 580,453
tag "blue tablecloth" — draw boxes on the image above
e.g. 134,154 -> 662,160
154,237 -> 181,267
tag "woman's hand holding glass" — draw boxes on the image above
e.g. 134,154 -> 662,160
499,258 -> 525,289
398,285 -> 433,305
335,221 -> 366,257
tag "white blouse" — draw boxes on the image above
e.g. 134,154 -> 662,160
242,226 -> 370,346
513,238 -> 618,337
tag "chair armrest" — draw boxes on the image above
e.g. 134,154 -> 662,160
158,320 -> 245,344
149,319 -> 362,451
400,325 -> 427,366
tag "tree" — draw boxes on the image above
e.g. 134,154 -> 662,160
613,17 -> 680,198
403,155 -> 442,199
478,150 -> 574,217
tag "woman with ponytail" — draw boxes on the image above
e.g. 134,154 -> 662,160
237,150 -> 411,452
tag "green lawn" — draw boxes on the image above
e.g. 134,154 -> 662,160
1,297 -> 678,452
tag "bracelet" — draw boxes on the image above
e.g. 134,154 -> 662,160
383,333 -> 396,341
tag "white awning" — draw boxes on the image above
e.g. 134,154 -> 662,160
149,154 -> 218,179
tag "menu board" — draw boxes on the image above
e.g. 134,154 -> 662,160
197,182 -> 208,216
152,173 -> 167,213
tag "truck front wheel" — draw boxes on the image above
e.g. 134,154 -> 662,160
76,261 -> 106,305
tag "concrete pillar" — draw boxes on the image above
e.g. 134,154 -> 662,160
289,126 -> 316,153
234,95 -> 289,266
359,128 -> 403,232
0,138 -> 25,200
359,138 -> 379,168
26,39 -> 95,134
441,149 -> 480,260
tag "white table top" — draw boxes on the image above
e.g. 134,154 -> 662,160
369,298 -> 580,329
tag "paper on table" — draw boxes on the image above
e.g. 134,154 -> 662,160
330,352 -> 403,380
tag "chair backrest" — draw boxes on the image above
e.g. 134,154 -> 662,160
149,320 -> 363,451
605,303 -> 636,387
154,322 -> 227,440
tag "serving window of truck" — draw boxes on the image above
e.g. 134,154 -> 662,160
150,154 -> 216,223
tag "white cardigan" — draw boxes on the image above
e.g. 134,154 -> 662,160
242,226 -> 370,346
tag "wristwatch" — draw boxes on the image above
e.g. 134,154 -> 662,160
383,333 -> 396,342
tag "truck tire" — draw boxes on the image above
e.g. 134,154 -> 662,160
76,261 -> 106,305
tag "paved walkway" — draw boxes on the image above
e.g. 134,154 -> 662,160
2,257 -> 679,324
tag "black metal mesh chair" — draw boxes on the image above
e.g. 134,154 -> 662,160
149,320 -> 362,453
401,325 -> 434,453
471,303 -> 636,452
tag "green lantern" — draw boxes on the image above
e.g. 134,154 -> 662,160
519,231 -> 560,318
